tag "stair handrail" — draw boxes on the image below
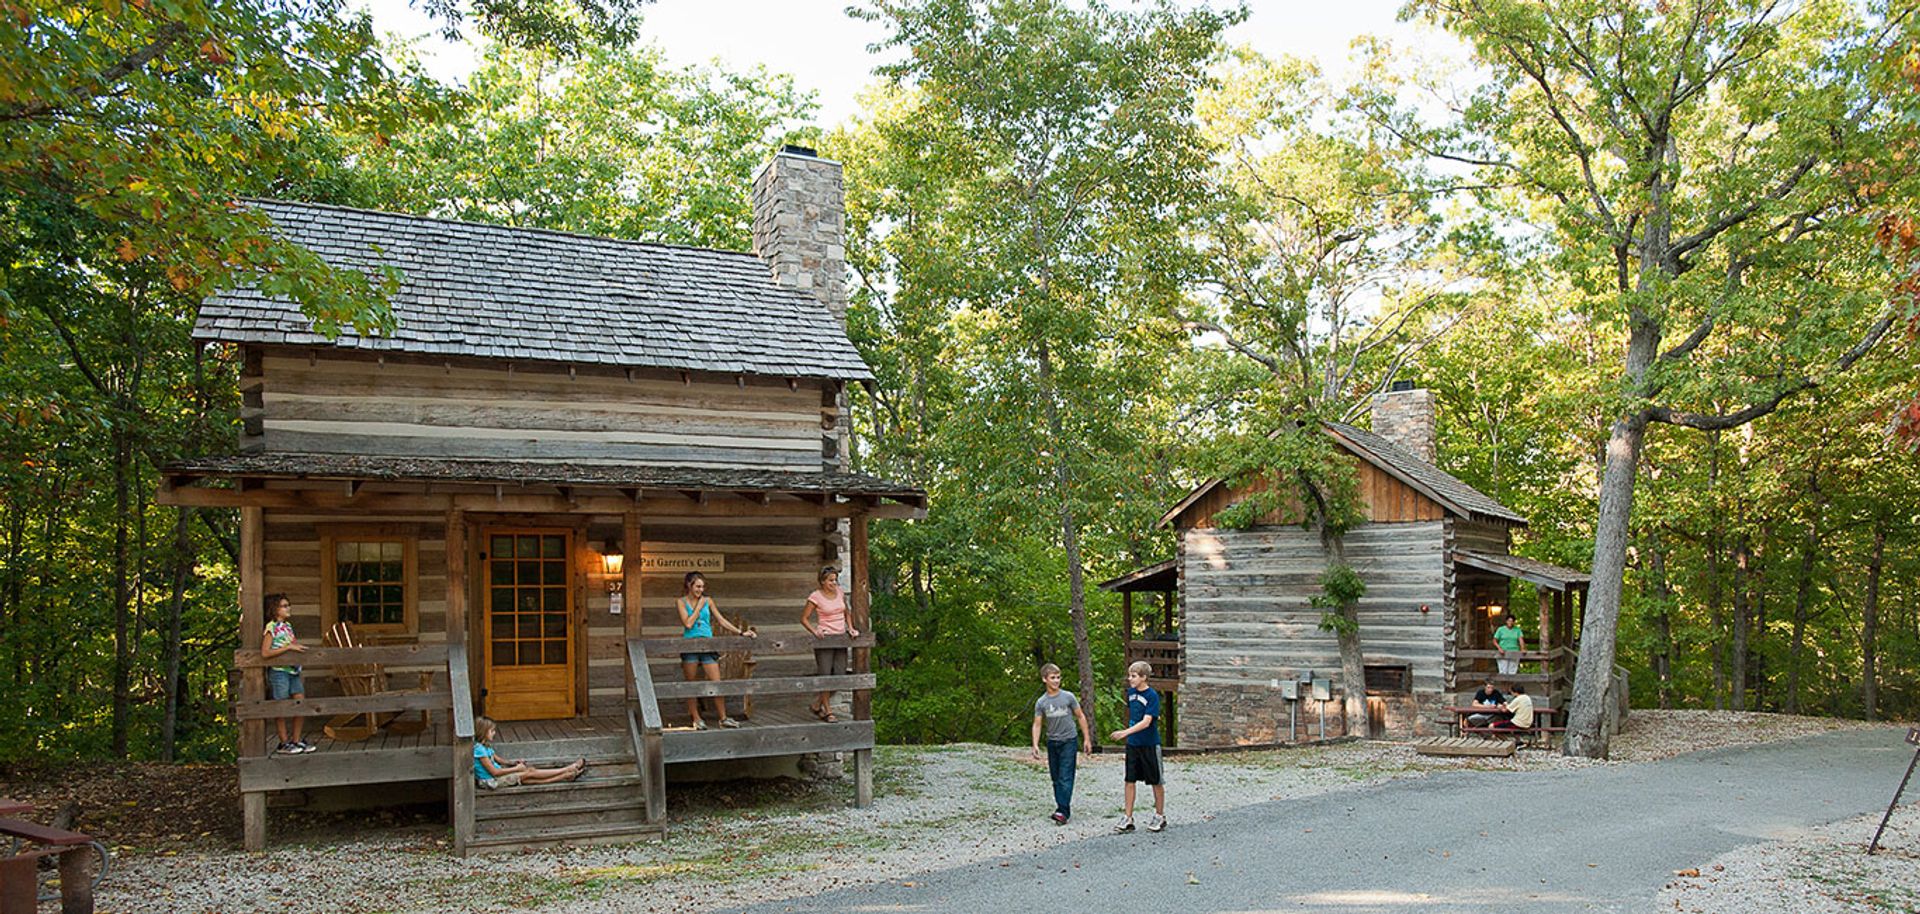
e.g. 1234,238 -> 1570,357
446,638 -> 475,853
625,637 -> 666,825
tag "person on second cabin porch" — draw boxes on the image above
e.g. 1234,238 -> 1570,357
1494,614 -> 1527,676
801,566 -> 858,723
679,572 -> 754,730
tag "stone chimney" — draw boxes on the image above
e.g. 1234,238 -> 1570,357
1370,382 -> 1437,464
752,145 -> 848,326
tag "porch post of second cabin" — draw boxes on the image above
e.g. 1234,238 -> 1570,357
238,505 -> 266,852
1121,592 -> 1133,661
850,513 -> 873,807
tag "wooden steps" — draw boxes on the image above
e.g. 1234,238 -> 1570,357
465,731 -> 662,854
1413,736 -> 1515,758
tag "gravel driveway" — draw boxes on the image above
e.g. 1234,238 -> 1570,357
725,726 -> 1914,914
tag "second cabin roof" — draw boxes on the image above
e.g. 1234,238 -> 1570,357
195,199 -> 874,382
1158,420 -> 1527,529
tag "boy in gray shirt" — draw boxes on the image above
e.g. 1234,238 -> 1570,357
1031,663 -> 1093,824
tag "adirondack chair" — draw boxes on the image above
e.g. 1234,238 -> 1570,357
320,622 -> 430,741
717,615 -> 757,720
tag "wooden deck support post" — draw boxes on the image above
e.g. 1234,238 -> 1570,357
623,509 -> 667,825
445,507 -> 475,855
850,515 -> 873,807
238,506 -> 267,852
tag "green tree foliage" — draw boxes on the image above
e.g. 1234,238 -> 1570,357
1398,0 -> 1912,757
340,40 -> 818,249
842,0 -> 1233,739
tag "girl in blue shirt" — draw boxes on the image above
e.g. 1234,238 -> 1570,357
678,572 -> 754,730
472,716 -> 585,788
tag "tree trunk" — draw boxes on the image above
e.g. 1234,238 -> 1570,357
1648,535 -> 1675,710
1731,535 -> 1751,711
1787,500 -> 1820,714
1704,434 -> 1726,709
111,427 -> 133,758
1035,342 -> 1096,736
1565,305 -> 1660,758
1862,522 -> 1885,720
160,507 -> 194,762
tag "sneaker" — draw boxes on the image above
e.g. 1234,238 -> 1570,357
1146,813 -> 1166,832
273,742 -> 297,755
1112,816 -> 1134,834
295,740 -> 318,754
1051,812 -> 1068,825
719,717 -> 742,729
692,719 -> 708,731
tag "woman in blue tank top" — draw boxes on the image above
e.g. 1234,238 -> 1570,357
678,571 -> 754,729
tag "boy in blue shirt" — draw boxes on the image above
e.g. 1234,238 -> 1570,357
1109,660 -> 1166,833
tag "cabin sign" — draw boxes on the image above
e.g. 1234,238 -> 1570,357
641,553 -> 726,574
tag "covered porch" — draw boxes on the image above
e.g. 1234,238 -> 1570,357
1448,550 -> 1589,710
161,453 -> 923,854
1099,560 -> 1181,693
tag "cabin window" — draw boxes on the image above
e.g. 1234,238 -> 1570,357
323,537 -> 417,635
1363,663 -> 1411,695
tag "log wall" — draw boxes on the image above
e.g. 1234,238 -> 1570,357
1177,521 -> 1448,747
248,349 -> 830,470
255,508 -> 832,721
1175,457 -> 1447,530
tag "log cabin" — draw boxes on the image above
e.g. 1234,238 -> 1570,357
1107,384 -> 1591,747
158,146 -> 926,854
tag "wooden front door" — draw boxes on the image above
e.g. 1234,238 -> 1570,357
483,529 -> 576,721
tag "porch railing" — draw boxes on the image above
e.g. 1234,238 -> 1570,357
625,639 -> 666,825
231,642 -> 468,851
1124,639 -> 1183,686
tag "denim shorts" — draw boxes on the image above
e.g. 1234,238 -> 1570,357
680,652 -> 719,665
267,668 -> 304,700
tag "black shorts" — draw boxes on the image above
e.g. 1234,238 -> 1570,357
1124,744 -> 1163,785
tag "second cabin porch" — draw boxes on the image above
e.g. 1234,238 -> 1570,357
162,454 -> 923,854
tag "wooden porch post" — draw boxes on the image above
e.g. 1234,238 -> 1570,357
238,506 -> 267,852
1537,589 -> 1553,654
1121,591 -> 1133,651
445,507 -> 475,856
850,514 -> 873,808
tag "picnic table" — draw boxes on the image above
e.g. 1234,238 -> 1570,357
0,799 -> 101,914
1445,705 -> 1565,748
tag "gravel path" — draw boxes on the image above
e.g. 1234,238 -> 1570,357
90,711 -> 1897,914
728,726 -> 1914,914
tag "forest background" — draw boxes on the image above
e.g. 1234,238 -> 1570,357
2,0 -> 1918,763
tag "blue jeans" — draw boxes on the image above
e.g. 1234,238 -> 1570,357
1045,739 -> 1078,818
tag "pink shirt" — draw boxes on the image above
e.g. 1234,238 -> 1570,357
807,588 -> 849,635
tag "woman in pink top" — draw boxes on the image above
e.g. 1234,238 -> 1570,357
801,566 -> 857,722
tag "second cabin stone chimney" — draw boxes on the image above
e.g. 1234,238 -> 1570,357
752,144 -> 848,326
1370,381 -> 1438,464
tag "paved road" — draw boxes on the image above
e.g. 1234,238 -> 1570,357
729,727 -> 1912,913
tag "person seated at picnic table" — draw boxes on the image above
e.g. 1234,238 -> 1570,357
1466,681 -> 1506,727
1489,684 -> 1534,732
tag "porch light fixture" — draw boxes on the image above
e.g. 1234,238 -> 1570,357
602,541 -> 625,581
1485,603 -> 1504,616
603,541 -> 625,614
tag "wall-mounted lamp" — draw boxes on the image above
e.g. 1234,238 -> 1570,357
602,541 -> 625,614
1484,603 -> 1504,616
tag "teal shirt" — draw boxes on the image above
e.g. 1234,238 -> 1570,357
473,743 -> 498,780
681,598 -> 713,639
1494,623 -> 1524,651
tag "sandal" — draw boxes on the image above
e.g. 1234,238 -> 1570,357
720,717 -> 742,729
810,704 -> 829,721
821,710 -> 838,723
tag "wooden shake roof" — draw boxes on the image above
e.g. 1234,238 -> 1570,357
1158,420 -> 1527,528
195,200 -> 873,381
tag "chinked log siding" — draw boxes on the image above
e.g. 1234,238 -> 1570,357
1179,522 -> 1446,746
249,350 -> 828,470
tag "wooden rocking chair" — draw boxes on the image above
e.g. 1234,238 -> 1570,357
320,622 -> 430,741
717,615 -> 758,720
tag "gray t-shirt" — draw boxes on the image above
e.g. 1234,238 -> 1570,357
1034,690 -> 1081,743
